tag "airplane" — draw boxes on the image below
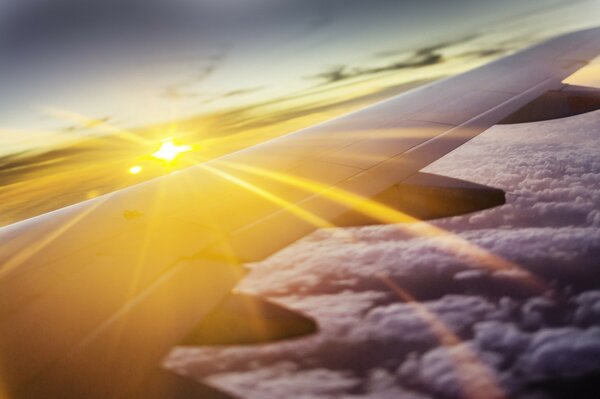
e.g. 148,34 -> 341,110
1,27 -> 600,399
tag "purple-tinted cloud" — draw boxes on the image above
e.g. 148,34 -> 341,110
166,110 -> 600,398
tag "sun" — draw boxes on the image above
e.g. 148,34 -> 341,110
129,165 -> 143,175
152,139 -> 192,162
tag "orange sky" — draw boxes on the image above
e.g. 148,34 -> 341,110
1,0 -> 600,226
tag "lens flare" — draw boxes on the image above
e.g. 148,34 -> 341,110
129,165 -> 143,175
217,160 -> 546,294
152,140 -> 192,162
379,275 -> 506,399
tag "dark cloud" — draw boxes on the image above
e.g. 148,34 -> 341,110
309,52 -> 444,85
376,34 -> 479,58
398,343 -> 505,399
220,87 -> 265,98
308,35 -> 482,85
175,78 -> 433,136
515,327 -> 600,382
311,65 -> 353,84
573,291 -> 600,327
458,48 -> 509,59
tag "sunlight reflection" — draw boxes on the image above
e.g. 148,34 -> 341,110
217,160 -> 547,294
200,163 -> 333,230
0,196 -> 109,280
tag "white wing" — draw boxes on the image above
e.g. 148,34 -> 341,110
1,27 -> 600,399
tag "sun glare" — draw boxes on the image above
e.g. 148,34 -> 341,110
152,139 -> 192,162
129,165 -> 143,175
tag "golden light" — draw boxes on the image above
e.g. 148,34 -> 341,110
218,160 -> 546,294
152,139 -> 192,162
129,165 -> 143,175
200,163 -> 333,230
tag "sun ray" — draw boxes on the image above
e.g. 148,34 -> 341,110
190,163 -> 336,340
103,176 -> 170,374
40,106 -> 150,146
217,160 -> 546,293
0,195 -> 110,280
199,163 -> 334,230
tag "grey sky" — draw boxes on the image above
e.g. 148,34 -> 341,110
0,0 -> 599,150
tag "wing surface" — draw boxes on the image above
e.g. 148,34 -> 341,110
1,27 -> 600,398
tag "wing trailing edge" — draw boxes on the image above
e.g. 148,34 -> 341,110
499,84 -> 600,124
21,368 -> 237,399
180,293 -> 317,346
333,172 -> 506,227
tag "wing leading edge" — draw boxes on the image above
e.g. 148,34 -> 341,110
1,27 -> 600,398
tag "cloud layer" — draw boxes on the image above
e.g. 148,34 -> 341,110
166,110 -> 600,398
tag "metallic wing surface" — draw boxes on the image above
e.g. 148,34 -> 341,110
1,27 -> 600,399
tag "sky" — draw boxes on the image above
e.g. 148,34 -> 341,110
0,0 -> 599,226
1,0 -> 600,145
1,2 -> 600,398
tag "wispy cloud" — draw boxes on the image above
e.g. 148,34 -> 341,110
308,35 -> 480,85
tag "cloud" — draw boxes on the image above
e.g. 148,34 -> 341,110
166,110 -> 600,398
473,321 -> 531,358
352,295 -> 498,347
426,111 -> 600,231
308,34 -> 484,85
219,87 -> 265,99
206,364 -> 360,399
242,225 -> 600,300
573,291 -> 600,327
397,343 -> 505,399
340,368 -> 431,399
457,48 -> 508,59
514,327 -> 600,382
401,324 -> 600,397
308,52 -> 444,85
376,34 -> 479,59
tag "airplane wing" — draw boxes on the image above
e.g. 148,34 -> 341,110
1,27 -> 600,399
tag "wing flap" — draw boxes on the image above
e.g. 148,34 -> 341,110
333,172 -> 505,227
181,293 -> 317,346
500,84 -> 600,124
